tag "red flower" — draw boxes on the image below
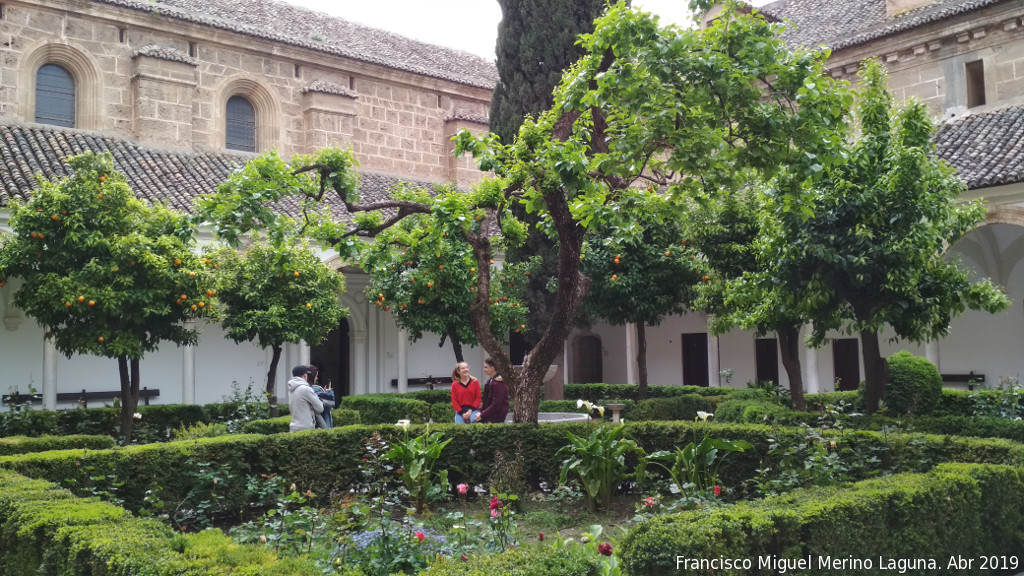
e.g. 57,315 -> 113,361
643,496 -> 657,507
538,532 -> 545,541
598,543 -> 613,556
489,496 -> 502,510
461,554 -> 469,562
713,485 -> 722,497
415,531 -> 425,542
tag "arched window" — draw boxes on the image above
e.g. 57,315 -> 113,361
225,95 -> 256,152
35,63 -> 75,127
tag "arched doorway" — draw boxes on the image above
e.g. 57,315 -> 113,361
311,319 -> 350,397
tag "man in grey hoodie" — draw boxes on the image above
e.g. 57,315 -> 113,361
288,365 -> 324,432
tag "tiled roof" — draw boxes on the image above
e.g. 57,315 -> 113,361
445,109 -> 489,125
0,123 -> 421,219
132,44 -> 199,66
93,0 -> 498,89
760,0 -> 1010,51
935,106 -> 1024,190
303,80 -> 358,98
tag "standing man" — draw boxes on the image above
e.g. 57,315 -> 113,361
288,365 -> 324,432
478,358 -> 510,424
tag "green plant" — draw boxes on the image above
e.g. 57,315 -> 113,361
882,351 -> 942,416
171,420 -> 229,441
646,412 -> 751,497
486,492 -> 519,551
386,423 -> 451,513
969,376 -> 1024,420
556,424 -> 647,511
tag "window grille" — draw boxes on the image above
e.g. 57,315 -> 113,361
225,95 -> 256,152
35,63 -> 75,127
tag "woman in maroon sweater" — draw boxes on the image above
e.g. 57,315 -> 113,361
478,358 -> 509,424
450,361 -> 481,424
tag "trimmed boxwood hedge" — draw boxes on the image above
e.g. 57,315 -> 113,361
339,395 -> 430,424
420,545 -> 601,575
883,351 -> 943,416
621,462 -> 1024,576
622,394 -> 713,422
241,409 -> 361,434
0,469 -> 320,575
0,435 -> 116,456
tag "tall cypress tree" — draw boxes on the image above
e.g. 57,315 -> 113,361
489,0 -> 610,145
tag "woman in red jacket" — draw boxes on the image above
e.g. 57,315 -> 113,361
450,361 -> 481,424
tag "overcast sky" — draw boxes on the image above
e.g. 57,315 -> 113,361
278,0 -> 709,60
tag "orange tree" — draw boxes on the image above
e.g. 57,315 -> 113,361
196,3 -> 850,422
208,240 -> 346,416
581,194 -> 704,397
0,152 -> 216,441
360,192 -> 529,363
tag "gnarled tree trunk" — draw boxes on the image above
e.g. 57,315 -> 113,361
777,323 -> 805,411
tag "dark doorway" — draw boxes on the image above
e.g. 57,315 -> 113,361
681,333 -> 709,387
311,319 -> 350,396
832,338 -> 860,391
755,338 -> 780,386
574,335 -> 603,383
509,330 -> 527,365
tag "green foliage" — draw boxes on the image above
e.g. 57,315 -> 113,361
172,421 -> 229,441
339,396 -> 430,424
421,545 -> 601,576
557,424 -> 647,511
647,414 -> 751,496
386,428 -> 452,513
622,395 -> 713,422
0,435 -> 115,456
713,399 -> 792,424
211,240 -> 347,351
564,383 -> 737,403
0,152 -> 217,439
966,376 -> 1024,420
242,409 -> 360,434
883,351 -> 942,416
621,463 -> 1024,576
360,205 -> 528,358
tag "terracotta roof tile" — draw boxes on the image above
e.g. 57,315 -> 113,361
92,0 -> 498,89
935,106 -> 1024,190
303,80 -> 358,98
0,123 -> 430,220
761,0 -> 1011,51
132,44 -> 200,66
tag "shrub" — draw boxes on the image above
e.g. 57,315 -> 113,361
622,394 -> 712,422
0,435 -> 116,456
241,409 -> 360,434
339,396 -> 430,424
420,545 -> 601,575
883,351 -> 942,416
172,421 -> 229,441
713,399 -> 790,423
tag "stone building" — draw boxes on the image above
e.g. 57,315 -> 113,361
0,0 -> 497,408
2,0 -> 1023,410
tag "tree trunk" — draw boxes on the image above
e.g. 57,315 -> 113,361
448,327 -> 465,362
464,190 -> 589,424
267,344 -> 282,418
637,322 -> 649,400
777,323 -> 805,411
860,329 -> 889,414
117,355 -> 141,443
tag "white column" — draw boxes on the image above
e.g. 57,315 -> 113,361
42,339 -> 57,410
625,323 -> 637,385
182,321 -> 196,405
397,328 -> 409,394
925,340 -> 940,370
353,332 -> 368,396
707,326 -> 721,387
804,324 -> 820,394
563,339 -> 570,387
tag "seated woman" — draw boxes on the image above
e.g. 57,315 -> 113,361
450,361 -> 481,424
478,358 -> 509,423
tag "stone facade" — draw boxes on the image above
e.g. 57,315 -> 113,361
0,0 -> 492,187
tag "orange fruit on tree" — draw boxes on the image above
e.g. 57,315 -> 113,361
188,271 -> 196,278
97,336 -> 104,343
180,294 -> 188,300
198,301 -> 205,308
97,194 -> 104,200
294,271 -> 300,277
88,300 -> 95,306
65,301 -> 72,307
99,175 -> 107,183
174,259 -> 182,266
305,302 -> 311,308
190,304 -> 197,311
77,296 -> 85,303
50,214 -> 59,221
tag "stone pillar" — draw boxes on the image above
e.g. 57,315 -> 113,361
925,341 -> 940,370
625,323 -> 637,386
353,331 -> 368,396
182,335 -> 196,405
707,329 -> 721,388
42,339 -> 57,410
302,81 -> 358,153
397,328 -> 409,394
131,48 -> 198,148
804,324 -> 820,394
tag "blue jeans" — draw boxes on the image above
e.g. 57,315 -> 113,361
454,410 -> 480,424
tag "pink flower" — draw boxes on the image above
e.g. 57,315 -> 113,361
491,509 -> 500,518
305,490 -> 313,497
457,483 -> 469,494
415,531 -> 425,542
598,543 -> 613,556
461,554 -> 469,562
713,485 -> 722,497
643,496 -> 656,507
489,496 -> 502,510
538,532 -> 545,541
